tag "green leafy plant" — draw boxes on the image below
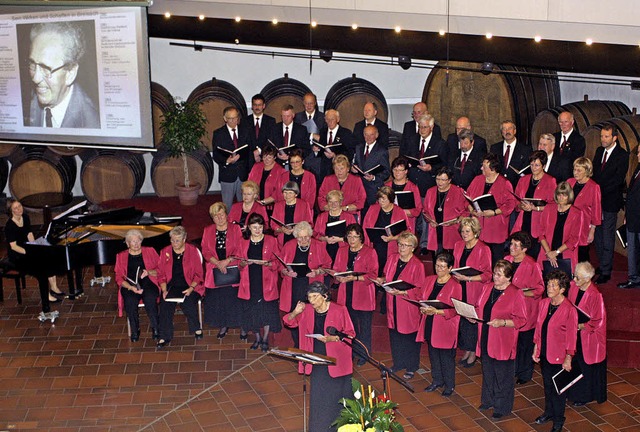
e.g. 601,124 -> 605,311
333,379 -> 404,432
159,99 -> 208,188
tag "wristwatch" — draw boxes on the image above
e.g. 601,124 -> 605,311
555,249 -> 561,254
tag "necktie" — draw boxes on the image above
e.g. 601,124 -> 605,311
328,130 -> 333,146
560,135 -> 567,154
255,118 -> 260,139
367,123 -> 372,127
460,153 -> 467,172
601,151 -> 608,171
419,138 -> 426,158
232,128 -> 238,148
364,145 -> 370,159
45,108 -> 52,127
308,114 -> 312,120
504,145 -> 511,168
284,126 -> 289,147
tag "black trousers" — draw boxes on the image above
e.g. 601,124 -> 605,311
427,342 -> 456,390
158,292 -> 202,341
515,328 -> 535,382
458,318 -> 478,352
481,355 -> 516,416
541,357 -> 567,426
347,305 -> 372,361
120,281 -> 159,333
389,329 -> 421,373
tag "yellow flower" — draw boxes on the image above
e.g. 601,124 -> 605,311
338,425 -> 363,432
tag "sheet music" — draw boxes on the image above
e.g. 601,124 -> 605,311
451,298 -> 482,321
53,200 -> 88,221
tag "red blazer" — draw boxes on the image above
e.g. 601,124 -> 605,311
537,203 -> 583,272
568,282 -> 606,364
333,244 -> 378,311
511,173 -> 557,239
115,247 -> 160,317
533,298 -> 578,364
313,210 -> 357,254
201,223 -> 243,288
416,276 -> 462,349
228,201 -> 268,227
277,169 -> 317,207
157,243 -> 205,296
453,240 -> 492,305
283,302 -> 355,378
567,178 -> 602,245
384,179 -> 423,227
362,203 -> 411,258
475,284 -> 527,360
383,254 -> 425,334
467,174 -> 517,244
279,238 -> 332,312
505,255 -> 544,331
423,184 -> 468,251
248,162 -> 286,201
270,198 -> 313,246
318,174 -> 366,216
236,234 -> 280,302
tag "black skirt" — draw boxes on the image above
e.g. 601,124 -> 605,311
240,298 -> 282,332
203,286 -> 243,328
309,365 -> 351,432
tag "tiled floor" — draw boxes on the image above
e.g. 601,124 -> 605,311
1,268 -> 640,432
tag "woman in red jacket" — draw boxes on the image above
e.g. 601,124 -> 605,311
505,231 -> 545,385
228,180 -> 268,229
236,213 -> 282,352
156,226 -> 205,348
568,262 -> 607,406
567,157 -> 601,262
284,282 -> 354,432
474,260 -> 527,419
276,149 -> 317,207
314,189 -> 356,265
115,229 -> 161,342
247,144 -> 285,206
533,270 -> 578,432
385,156 -> 422,232
270,181 -> 313,246
332,223 -> 378,366
379,231 -> 426,380
417,252 -> 461,396
318,154 -> 366,219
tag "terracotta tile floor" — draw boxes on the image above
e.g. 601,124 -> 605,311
1,268 -> 640,432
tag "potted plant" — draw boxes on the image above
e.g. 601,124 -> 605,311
333,379 -> 404,432
160,98 -> 208,205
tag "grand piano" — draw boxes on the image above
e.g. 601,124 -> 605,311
25,201 -> 181,317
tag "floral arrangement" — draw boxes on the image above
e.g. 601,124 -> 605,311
333,379 -> 404,432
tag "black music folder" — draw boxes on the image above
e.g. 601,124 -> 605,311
451,266 -> 482,277
401,297 -> 453,309
464,193 -> 498,212
394,191 -> 416,209
552,363 -> 583,395
325,219 -> 347,238
542,259 -> 572,278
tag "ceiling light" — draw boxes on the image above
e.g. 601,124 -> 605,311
439,30 -> 446,36
164,12 -> 171,18
586,38 -> 593,45
311,21 -> 317,27
351,23 -> 358,30
485,33 -> 493,39
394,26 -> 401,33
198,15 -> 205,21
235,16 -> 241,22
272,18 -> 278,25
534,35 -> 542,43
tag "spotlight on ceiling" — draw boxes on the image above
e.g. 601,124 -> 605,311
320,49 -> 333,63
398,55 -> 412,70
481,62 -> 494,75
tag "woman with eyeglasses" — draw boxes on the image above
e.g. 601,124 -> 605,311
567,157 -> 601,263
270,181 -> 313,246
385,156 -> 422,233
247,144 -> 285,207
314,190 -> 356,265
228,180 -> 268,229
277,148 -> 317,207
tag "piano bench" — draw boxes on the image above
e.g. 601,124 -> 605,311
0,260 -> 27,304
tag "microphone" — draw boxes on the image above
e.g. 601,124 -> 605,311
326,326 -> 352,340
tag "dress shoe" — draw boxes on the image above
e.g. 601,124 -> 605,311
492,413 -> 504,420
463,358 -> 477,368
551,423 -> 564,432
425,383 -> 444,392
152,328 -> 160,340
250,340 -> 261,350
216,329 -> 227,339
156,339 -> 169,349
403,371 -> 415,380
617,280 -> 640,289
194,330 -> 203,340
516,378 -> 530,385
130,331 -> 140,342
442,388 -> 454,397
458,358 -> 469,366
48,296 -> 62,303
534,414 -> 553,424
356,358 -> 366,367
595,274 -> 610,284
572,401 -> 587,407
49,289 -> 66,297
478,404 -> 492,411
261,341 -> 269,352
239,332 -> 248,341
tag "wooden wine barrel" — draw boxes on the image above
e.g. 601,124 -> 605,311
324,74 -> 388,131
388,130 -> 402,165
531,98 -> 631,145
151,82 -> 174,149
261,74 -> 312,119
150,149 -> 214,197
8,146 -> 77,200
187,78 -> 247,151
422,61 -> 561,147
80,150 -> 145,204
0,143 -> 18,158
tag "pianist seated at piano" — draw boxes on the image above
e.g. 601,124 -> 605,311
115,229 -> 161,342
156,226 -> 205,348
4,198 -> 62,302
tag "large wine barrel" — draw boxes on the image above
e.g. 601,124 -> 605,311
8,146 -> 76,200
187,78 -> 247,151
150,149 -> 214,197
388,130 -> 402,166
531,99 -> 631,145
261,74 -> 312,119
324,74 -> 388,131
0,144 -> 18,158
423,61 -> 561,146
80,150 -> 145,204
151,82 -> 174,149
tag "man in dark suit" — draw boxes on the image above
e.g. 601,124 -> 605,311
554,111 -> 585,164
490,120 -> 531,188
306,109 -> 355,180
450,129 -> 486,189
619,146 -> 640,289
445,116 -> 487,165
592,124 -> 629,283
212,106 -> 251,210
352,102 -> 390,148
537,133 -> 571,182
352,125 -> 390,216
399,102 -> 442,152
243,93 -> 275,163
269,104 -> 309,170
294,92 -> 325,135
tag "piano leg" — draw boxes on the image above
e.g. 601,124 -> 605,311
38,275 -> 50,313
66,270 -> 85,299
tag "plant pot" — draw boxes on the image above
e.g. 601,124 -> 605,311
176,183 -> 200,206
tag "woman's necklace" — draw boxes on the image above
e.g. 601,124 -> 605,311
437,190 -> 449,212
491,287 -> 504,303
251,235 -> 264,244
298,244 -> 310,252
532,175 -> 541,186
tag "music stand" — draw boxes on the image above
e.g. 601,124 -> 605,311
269,347 -> 335,432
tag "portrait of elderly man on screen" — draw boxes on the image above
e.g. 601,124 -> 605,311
24,22 -> 100,129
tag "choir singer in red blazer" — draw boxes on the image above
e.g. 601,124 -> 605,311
532,270 -> 577,432
270,181 -> 313,246
385,156 -> 423,232
228,180 -> 268,229
417,252 -> 462,396
474,260 -> 527,419
313,189 -> 356,265
466,152 -> 517,264
568,262 -> 607,406
332,223 -> 378,366
276,149 -> 317,206
283,282 -> 355,432
318,154 -> 366,218
247,145 -> 285,206
567,157 -> 601,262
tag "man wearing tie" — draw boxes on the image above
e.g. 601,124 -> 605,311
352,125 -> 390,217
399,102 -> 442,152
244,93 -> 275,163
212,106 -> 250,210
592,124 -> 628,284
489,120 -> 530,188
450,129 -> 486,189
310,109 -> 355,179
269,104 -> 309,170
537,133 -> 571,182
619,146 -> 640,289
294,92 -> 325,133
352,102 -> 390,148
553,112 -> 586,165
445,116 -> 487,165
